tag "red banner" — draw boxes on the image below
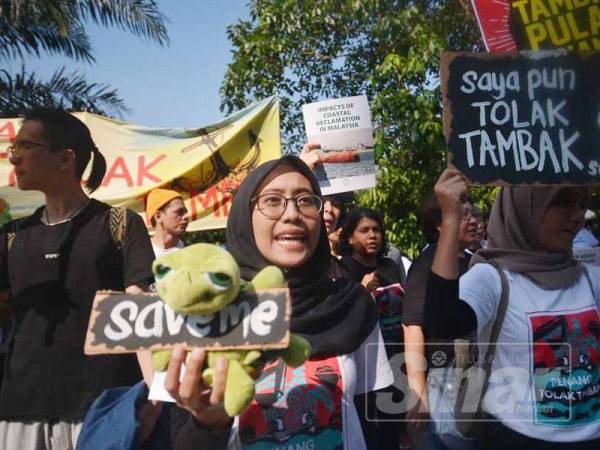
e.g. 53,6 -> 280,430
472,0 -> 517,51
472,0 -> 600,52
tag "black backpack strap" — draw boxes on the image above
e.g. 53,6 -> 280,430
6,232 -> 15,253
4,216 -> 25,254
109,207 -> 127,250
3,218 -> 23,273
1,221 -> 22,346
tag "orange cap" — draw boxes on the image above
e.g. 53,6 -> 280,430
146,188 -> 182,224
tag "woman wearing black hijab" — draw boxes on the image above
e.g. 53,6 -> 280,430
166,156 -> 393,450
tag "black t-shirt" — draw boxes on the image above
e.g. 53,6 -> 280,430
340,255 -> 404,287
341,255 -> 404,350
328,254 -> 349,280
0,199 -> 154,421
402,244 -> 472,368
402,244 -> 471,327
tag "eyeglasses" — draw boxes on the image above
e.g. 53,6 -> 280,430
6,140 -> 48,159
461,209 -> 474,220
252,193 -> 323,219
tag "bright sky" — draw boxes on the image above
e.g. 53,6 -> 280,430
9,0 -> 250,128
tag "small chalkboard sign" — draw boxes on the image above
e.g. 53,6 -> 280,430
441,51 -> 600,185
84,289 -> 291,354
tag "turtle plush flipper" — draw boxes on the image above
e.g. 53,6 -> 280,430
248,266 -> 285,291
224,359 -> 256,416
280,334 -> 311,368
152,349 -> 173,371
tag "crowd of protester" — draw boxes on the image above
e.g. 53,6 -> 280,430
0,109 -> 598,450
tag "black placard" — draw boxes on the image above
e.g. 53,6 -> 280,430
84,289 -> 291,354
441,51 -> 600,185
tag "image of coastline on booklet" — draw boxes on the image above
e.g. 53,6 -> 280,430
302,95 -> 377,195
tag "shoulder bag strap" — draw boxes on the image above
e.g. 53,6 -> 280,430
479,260 -> 510,392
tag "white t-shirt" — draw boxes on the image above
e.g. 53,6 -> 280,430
227,325 -> 394,450
573,229 -> 599,249
152,240 -> 184,258
460,263 -> 600,442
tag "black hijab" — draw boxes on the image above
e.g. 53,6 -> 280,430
226,155 -> 378,357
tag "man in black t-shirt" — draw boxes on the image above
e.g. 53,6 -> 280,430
0,109 -> 154,450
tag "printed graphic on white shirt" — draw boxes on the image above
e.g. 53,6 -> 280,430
529,306 -> 600,427
239,357 -> 344,449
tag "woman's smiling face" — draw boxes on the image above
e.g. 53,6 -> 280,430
251,164 -> 321,269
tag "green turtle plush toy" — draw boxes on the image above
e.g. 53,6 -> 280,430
151,243 -> 311,416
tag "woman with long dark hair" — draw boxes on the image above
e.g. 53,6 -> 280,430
338,207 -> 407,450
340,207 -> 405,291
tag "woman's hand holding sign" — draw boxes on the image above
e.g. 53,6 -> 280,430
432,167 -> 469,280
165,346 -> 232,431
299,142 -> 322,170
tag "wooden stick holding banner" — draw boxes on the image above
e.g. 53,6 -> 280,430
84,288 -> 291,354
441,50 -> 600,185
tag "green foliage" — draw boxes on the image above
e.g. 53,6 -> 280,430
183,229 -> 226,247
0,0 -> 168,117
0,67 -> 128,118
0,0 -> 93,62
468,186 -> 498,216
221,0 -> 489,257
0,0 -> 169,61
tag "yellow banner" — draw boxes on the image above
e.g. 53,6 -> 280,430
0,96 -> 281,230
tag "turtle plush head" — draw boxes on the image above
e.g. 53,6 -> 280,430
152,243 -> 241,315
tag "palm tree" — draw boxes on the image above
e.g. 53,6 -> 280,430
1,0 -> 92,62
0,67 -> 129,118
0,0 -> 169,116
